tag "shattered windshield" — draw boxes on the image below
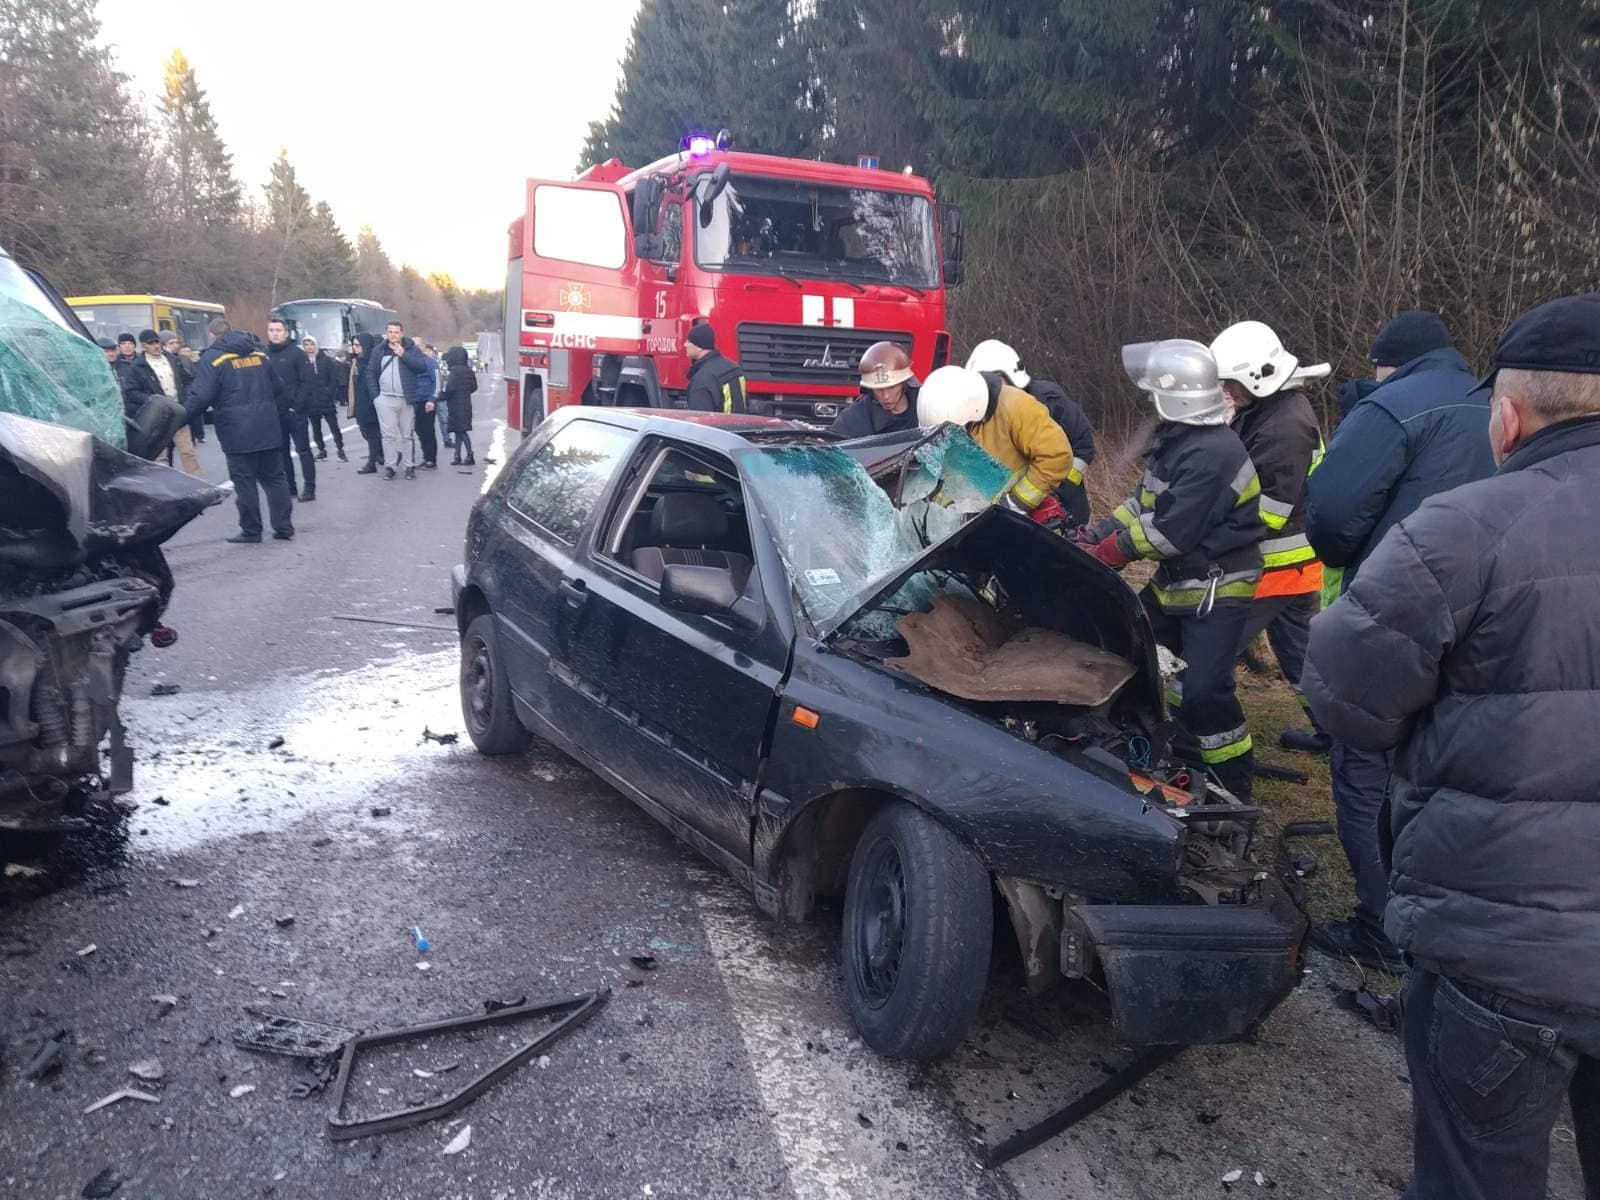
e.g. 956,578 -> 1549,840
739,426 -> 1013,634
0,259 -> 127,448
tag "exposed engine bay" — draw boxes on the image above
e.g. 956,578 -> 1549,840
0,412 -> 221,834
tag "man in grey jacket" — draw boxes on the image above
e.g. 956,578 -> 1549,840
1302,294 -> 1600,1200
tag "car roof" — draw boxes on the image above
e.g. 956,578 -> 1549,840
547,406 -> 835,453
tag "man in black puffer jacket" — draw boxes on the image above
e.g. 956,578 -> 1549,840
264,317 -> 318,501
1304,294 -> 1600,1200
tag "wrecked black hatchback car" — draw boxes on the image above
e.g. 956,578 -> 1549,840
452,408 -> 1305,1060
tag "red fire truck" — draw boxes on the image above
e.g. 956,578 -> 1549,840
503,134 -> 962,431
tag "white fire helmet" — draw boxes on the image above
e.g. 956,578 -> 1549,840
1121,339 -> 1229,426
917,365 -> 990,428
964,339 -> 1030,388
1210,320 -> 1330,398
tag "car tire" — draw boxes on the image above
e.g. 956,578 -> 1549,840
841,802 -> 992,1060
460,613 -> 530,755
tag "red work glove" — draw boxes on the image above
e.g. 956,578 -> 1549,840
1084,535 -> 1132,568
1028,495 -> 1068,529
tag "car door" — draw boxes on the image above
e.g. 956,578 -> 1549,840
486,418 -> 637,730
550,438 -> 790,868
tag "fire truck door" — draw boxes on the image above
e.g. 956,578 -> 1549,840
520,180 -> 642,358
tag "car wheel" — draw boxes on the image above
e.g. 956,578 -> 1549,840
460,613 -> 530,755
841,802 -> 992,1060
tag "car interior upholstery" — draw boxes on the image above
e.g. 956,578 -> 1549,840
626,489 -> 754,590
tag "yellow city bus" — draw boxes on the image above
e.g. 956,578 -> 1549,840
65,294 -> 226,351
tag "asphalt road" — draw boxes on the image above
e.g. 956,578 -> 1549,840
1,399 -> 1573,1198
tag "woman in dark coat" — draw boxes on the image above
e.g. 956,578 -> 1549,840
443,346 -> 479,465
347,332 -> 385,472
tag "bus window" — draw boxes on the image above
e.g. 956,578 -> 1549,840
72,302 -> 153,344
174,307 -> 212,350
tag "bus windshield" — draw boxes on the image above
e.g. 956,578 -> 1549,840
694,174 -> 939,289
273,302 -> 347,351
72,302 -> 152,345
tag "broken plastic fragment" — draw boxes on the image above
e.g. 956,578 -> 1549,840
370,806 -> 392,818
1222,1169 -> 1244,1183
227,905 -> 244,920
1254,1171 -> 1267,1187
416,961 -> 432,972
274,914 -> 295,928
229,1084 -> 255,1099
173,879 -> 200,889
150,683 -> 181,697
267,736 -> 285,750
76,943 -> 97,957
84,1088 -> 160,1114
442,1125 -> 471,1155
128,1057 -> 164,1082
80,1167 -> 124,1198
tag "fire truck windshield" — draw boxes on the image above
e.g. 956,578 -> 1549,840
694,174 -> 939,289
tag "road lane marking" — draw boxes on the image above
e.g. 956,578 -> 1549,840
688,866 -> 991,1200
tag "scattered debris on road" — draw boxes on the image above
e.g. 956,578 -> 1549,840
415,961 -> 431,972
149,683 -> 181,697
370,806 -> 391,818
327,989 -> 609,1142
229,1084 -> 256,1099
128,1057 -> 164,1082
233,1008 -> 358,1059
76,943 -> 97,957
171,878 -> 200,889
83,1088 -> 160,1114
227,905 -> 244,920
273,914 -> 295,928
25,1032 -> 68,1080
984,1045 -> 1185,1168
151,795 -> 169,806
149,994 -> 179,1017
421,727 -> 458,745
482,994 -> 525,1013
333,614 -> 458,633
5,863 -> 45,879
411,926 -> 430,952
266,736 -> 285,750
80,1167 -> 123,1197
1332,984 -> 1401,1035
628,954 -> 657,972
442,1124 -> 472,1155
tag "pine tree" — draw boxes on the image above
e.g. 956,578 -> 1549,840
263,148 -> 314,301
159,49 -> 240,227
0,0 -> 158,289
300,201 -> 356,297
354,225 -> 399,303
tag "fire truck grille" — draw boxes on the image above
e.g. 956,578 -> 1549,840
736,324 -> 909,387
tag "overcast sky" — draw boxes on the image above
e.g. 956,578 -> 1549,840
96,0 -> 644,289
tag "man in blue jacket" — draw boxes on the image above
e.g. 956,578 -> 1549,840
363,320 -> 434,479
185,318 -> 293,543
1303,310 -> 1495,971
1303,294 -> 1600,1200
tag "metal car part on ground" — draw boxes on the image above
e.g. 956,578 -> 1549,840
452,408 -> 1305,1060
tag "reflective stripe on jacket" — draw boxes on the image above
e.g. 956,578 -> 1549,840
1232,388 -> 1325,596
1090,421 -> 1265,611
969,381 -> 1071,509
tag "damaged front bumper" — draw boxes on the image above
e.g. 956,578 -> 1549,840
1001,876 -> 1306,1046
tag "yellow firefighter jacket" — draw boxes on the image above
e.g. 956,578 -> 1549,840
970,382 -> 1073,509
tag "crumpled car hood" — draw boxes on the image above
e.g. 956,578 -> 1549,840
0,411 -> 223,556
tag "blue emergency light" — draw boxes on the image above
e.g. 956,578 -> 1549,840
687,135 -> 715,158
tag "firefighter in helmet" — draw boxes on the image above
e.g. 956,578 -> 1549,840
1077,339 -> 1265,800
966,339 -> 1097,527
1209,319 -> 1332,755
917,364 -> 1072,525
829,341 -> 920,438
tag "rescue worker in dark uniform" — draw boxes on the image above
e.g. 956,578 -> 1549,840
966,339 -> 1096,526
1210,320 -> 1331,754
683,323 -> 748,414
917,365 -> 1072,526
1077,339 -> 1265,801
185,318 -> 293,543
829,341 -> 919,438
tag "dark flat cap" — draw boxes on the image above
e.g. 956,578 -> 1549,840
1481,294 -> 1600,389
138,328 -> 161,344
1370,310 -> 1453,367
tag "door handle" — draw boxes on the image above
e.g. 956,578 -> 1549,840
559,577 -> 588,609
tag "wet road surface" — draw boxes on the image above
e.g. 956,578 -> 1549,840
2,403 -> 1535,1198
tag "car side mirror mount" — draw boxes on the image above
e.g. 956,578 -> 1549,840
660,563 -> 760,629
941,204 -> 964,288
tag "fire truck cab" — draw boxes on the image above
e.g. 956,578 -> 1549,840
504,137 -> 962,432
